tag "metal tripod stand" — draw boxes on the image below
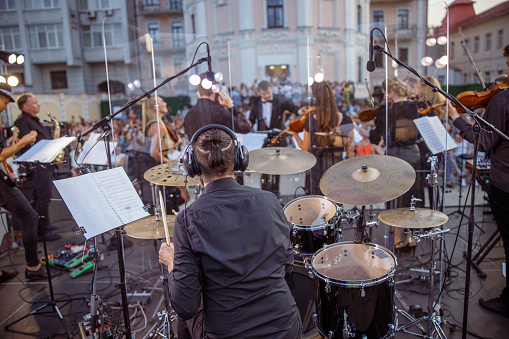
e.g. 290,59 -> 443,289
397,227 -> 450,339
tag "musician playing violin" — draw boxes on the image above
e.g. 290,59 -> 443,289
448,44 -> 509,318
286,81 -> 355,195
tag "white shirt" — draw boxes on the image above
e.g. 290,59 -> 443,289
261,100 -> 272,128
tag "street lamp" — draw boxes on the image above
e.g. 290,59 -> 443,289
0,51 -> 24,65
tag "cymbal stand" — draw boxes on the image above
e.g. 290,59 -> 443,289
144,248 -> 176,338
397,227 -> 450,339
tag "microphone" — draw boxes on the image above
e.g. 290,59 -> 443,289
205,44 -> 215,82
366,29 -> 376,72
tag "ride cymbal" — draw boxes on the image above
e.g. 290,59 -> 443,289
144,162 -> 201,186
125,215 -> 176,240
247,147 -> 317,175
378,207 -> 449,228
319,155 -> 415,206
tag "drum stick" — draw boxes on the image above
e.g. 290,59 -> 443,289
158,191 -> 171,245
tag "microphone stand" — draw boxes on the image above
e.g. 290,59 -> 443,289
373,44 -> 509,339
77,57 -> 208,339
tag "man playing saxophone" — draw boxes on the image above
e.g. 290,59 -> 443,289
14,93 -> 61,241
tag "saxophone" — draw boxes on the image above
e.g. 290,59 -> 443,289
48,113 -> 65,163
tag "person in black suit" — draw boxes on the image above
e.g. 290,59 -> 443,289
249,80 -> 299,143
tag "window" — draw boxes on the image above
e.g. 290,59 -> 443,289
267,0 -> 283,28
357,56 -> 362,83
474,36 -> 479,53
373,10 -> 383,23
27,24 -> 63,49
145,0 -> 159,5
497,30 -> 503,49
357,5 -> 362,32
171,22 -> 184,48
0,27 -> 22,51
463,73 -> 468,84
397,9 -> 409,29
79,0 -> 120,10
398,48 -> 408,65
170,0 -> 182,10
485,71 -> 490,82
147,23 -> 160,43
438,75 -> 445,85
25,0 -> 60,9
151,59 -> 162,79
0,0 -> 16,10
50,70 -> 67,89
82,23 -> 122,48
450,41 -> 454,59
191,14 -> 196,35
485,33 -> 492,51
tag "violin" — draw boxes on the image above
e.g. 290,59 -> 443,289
163,120 -> 179,143
454,83 -> 509,114
418,101 -> 446,115
358,99 -> 392,122
271,106 -> 316,144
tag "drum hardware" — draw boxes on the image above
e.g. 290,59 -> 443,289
379,207 -> 450,339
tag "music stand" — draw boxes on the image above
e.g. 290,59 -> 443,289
5,137 -> 76,337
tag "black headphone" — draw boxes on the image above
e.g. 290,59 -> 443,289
182,124 -> 249,178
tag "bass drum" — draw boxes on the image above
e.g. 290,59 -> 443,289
285,259 -> 315,333
284,196 -> 342,255
311,242 -> 396,339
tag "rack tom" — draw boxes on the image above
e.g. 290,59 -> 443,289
284,196 -> 342,256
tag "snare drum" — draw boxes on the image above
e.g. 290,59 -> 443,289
284,196 -> 342,255
311,242 -> 396,339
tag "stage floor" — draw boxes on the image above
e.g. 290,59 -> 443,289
0,182 -> 506,338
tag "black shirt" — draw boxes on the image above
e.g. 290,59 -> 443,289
169,177 -> 299,338
14,112 -> 52,155
453,90 -> 509,193
184,98 -> 251,139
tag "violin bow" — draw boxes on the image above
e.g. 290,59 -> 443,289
461,40 -> 487,90
364,78 -> 375,106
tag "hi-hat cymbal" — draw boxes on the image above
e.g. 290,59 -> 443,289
378,207 -> 449,228
144,162 -> 202,186
247,147 -> 317,175
319,155 -> 415,206
124,215 -> 176,240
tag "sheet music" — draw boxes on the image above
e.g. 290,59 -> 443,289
77,132 -> 116,165
236,132 -> 267,151
14,137 -> 76,164
414,116 -> 456,155
54,167 -> 148,240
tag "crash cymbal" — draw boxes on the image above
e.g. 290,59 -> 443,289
125,215 -> 176,240
319,155 -> 415,206
247,147 -> 317,175
144,162 -> 202,186
378,207 -> 449,229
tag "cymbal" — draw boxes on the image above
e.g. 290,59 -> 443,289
247,147 -> 317,175
378,207 -> 449,228
124,215 -> 176,240
319,155 -> 415,206
144,162 -> 202,186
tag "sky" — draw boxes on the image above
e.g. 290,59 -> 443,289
428,0 -> 508,27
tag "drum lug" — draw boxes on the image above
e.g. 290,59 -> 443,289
323,228 -> 328,236
360,283 -> 366,298
325,278 -> 331,293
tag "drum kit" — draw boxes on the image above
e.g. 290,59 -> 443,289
122,147 -> 450,339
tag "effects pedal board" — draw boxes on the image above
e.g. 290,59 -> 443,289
41,244 -> 99,278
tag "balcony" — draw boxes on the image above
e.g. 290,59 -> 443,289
387,24 -> 418,40
138,1 -> 183,15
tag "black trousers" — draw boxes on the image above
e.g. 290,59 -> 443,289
0,182 -> 39,266
489,185 -> 509,307
20,164 -> 54,232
